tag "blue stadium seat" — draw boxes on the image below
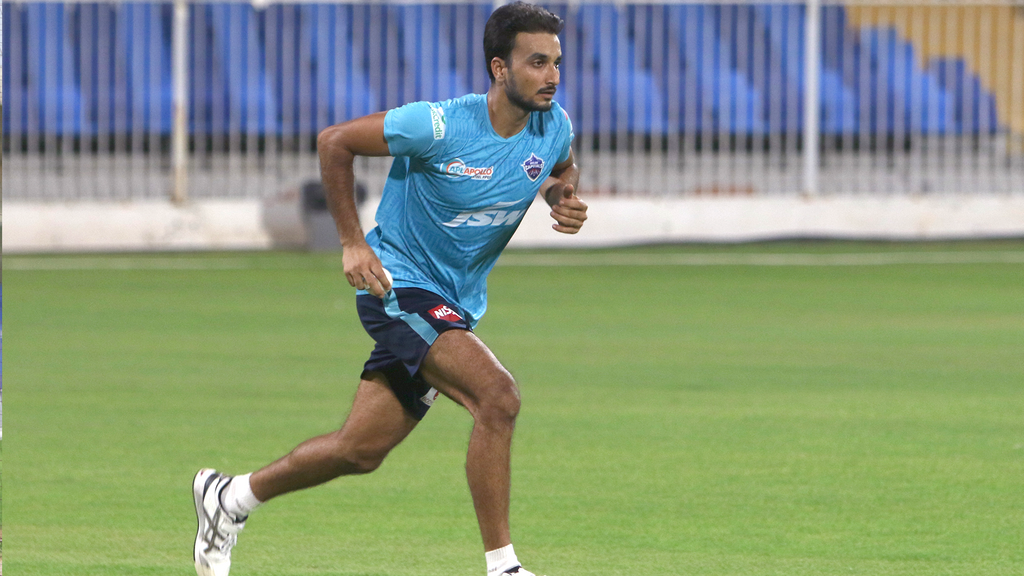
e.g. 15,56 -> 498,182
121,3 -> 173,134
202,3 -> 274,134
1,2 -> 1007,140
19,3 -> 85,135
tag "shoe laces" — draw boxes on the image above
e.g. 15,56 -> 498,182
214,532 -> 237,555
200,479 -> 244,555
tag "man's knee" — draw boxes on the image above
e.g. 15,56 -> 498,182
341,443 -> 390,475
325,431 -> 393,475
423,329 -> 521,425
475,373 -> 521,425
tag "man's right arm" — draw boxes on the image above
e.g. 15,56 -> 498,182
316,111 -> 393,296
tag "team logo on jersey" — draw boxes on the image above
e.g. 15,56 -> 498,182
430,104 -> 446,140
428,305 -> 463,322
522,153 -> 544,181
442,158 -> 494,180
441,201 -> 527,228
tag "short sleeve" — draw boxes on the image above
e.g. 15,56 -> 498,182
384,101 -> 446,161
556,106 -> 574,164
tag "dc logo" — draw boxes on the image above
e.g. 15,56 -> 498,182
522,153 -> 544,182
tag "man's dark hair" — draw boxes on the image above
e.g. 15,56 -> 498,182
484,2 -> 564,83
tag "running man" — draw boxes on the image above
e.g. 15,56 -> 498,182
193,3 -> 586,575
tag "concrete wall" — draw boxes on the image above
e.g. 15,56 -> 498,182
4,194 -> 1023,254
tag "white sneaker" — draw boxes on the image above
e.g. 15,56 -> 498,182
193,469 -> 247,576
503,567 -> 542,576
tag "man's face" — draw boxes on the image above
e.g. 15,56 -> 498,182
502,32 -> 562,113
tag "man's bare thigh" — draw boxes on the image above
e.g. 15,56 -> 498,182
419,329 -> 518,414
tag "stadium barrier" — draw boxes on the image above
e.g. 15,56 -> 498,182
4,194 -> 1024,252
2,1 -> 1023,250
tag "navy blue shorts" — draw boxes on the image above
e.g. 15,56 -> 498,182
356,287 -> 472,420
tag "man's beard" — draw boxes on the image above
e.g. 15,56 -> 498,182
505,72 -> 554,113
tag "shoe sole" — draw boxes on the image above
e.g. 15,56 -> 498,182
193,468 -> 218,576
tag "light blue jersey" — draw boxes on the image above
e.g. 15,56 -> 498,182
362,93 -> 573,327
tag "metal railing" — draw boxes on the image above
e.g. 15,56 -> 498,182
3,0 -> 1023,201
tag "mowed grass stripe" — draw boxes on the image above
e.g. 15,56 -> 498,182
498,250 -> 1024,266
5,249 -> 1024,271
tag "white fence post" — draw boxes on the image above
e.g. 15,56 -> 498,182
803,0 -> 821,196
172,0 -> 190,204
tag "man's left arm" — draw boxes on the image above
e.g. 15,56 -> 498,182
539,148 -> 587,234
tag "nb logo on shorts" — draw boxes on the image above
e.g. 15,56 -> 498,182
428,305 -> 463,322
420,387 -> 440,407
441,201 -> 526,228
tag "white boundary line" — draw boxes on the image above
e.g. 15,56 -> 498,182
2,257 -> 255,271
497,251 -> 1024,267
4,251 -> 1024,271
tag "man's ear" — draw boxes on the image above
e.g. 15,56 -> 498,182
490,57 -> 507,83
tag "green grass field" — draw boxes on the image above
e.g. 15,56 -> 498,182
4,241 -> 1023,576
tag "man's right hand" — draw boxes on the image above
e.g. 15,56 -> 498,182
317,111 -> 393,298
342,242 -> 392,298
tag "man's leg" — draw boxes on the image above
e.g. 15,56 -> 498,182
250,372 -> 420,500
194,372 -> 418,576
418,329 -> 521,553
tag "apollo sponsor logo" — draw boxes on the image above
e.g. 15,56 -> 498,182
441,201 -> 527,228
429,104 -> 446,140
442,158 -> 495,180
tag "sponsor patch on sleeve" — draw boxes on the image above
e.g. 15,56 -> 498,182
430,104 -> 446,140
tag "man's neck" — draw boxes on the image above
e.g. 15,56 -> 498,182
486,88 -> 531,139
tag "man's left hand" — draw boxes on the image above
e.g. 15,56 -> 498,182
549,183 -> 588,234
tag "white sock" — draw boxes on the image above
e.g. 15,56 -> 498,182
485,544 -> 520,575
219,473 -> 262,519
